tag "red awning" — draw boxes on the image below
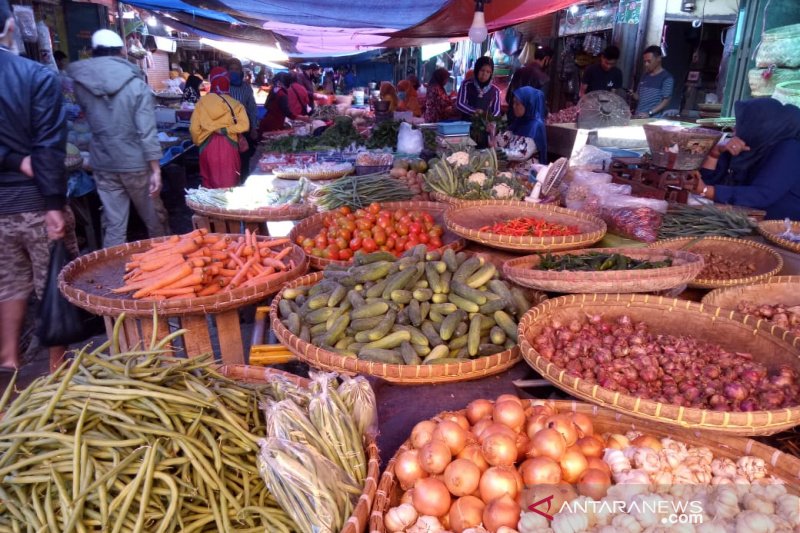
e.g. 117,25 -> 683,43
383,0 -> 576,45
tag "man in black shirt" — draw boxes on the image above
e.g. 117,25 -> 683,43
508,46 -> 554,101
580,45 -> 623,97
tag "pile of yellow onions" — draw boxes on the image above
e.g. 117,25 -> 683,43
385,396 -> 614,533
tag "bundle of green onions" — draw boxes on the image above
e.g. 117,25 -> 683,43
314,172 -> 413,210
658,203 -> 757,239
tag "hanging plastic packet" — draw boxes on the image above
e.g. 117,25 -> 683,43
337,375 -> 379,439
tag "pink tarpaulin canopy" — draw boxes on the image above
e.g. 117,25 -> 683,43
261,21 -> 396,54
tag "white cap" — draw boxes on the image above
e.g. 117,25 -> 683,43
91,29 -> 124,49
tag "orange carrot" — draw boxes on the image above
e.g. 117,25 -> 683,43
228,252 -> 246,269
241,269 -> 281,287
218,268 -> 239,277
229,256 -> 257,288
132,263 -> 193,299
150,287 -> 198,297
202,235 -> 221,244
197,283 -> 222,296
259,238 -> 290,248
161,273 -> 205,290
210,239 -> 230,251
210,251 -> 228,260
273,247 -> 292,261
140,254 -> 184,272
261,258 -> 287,270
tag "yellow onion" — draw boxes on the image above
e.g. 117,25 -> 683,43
525,413 -> 549,439
529,401 -> 557,417
449,496 -> 485,533
515,432 -> 530,462
493,401 -> 526,432
605,433 -> 630,450
395,450 -> 428,490
478,423 -> 517,444
577,468 -> 612,500
411,420 -> 437,449
440,411 -> 471,432
400,489 -> 414,505
444,459 -> 482,497
457,444 -> 490,472
570,412 -> 594,437
433,420 -> 468,455
466,399 -> 494,425
496,394 -> 524,406
560,449 -> 589,484
479,466 -> 523,502
419,439 -> 452,474
482,432 -> 518,467
587,456 -> 611,476
546,414 -> 579,447
483,494 -> 521,533
519,457 -> 562,485
576,435 -> 605,458
412,478 -> 451,518
529,428 -> 566,461
518,482 -> 577,516
471,418 -> 494,441
633,434 -> 664,452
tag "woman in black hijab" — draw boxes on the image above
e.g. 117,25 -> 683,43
456,56 -> 501,119
694,98 -> 800,220
182,71 -> 203,104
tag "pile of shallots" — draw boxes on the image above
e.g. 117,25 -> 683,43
531,315 -> 800,411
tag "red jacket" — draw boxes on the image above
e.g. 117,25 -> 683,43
287,82 -> 310,117
258,87 -> 294,134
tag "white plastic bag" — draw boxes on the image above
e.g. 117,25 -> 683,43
569,144 -> 612,170
397,122 -> 423,155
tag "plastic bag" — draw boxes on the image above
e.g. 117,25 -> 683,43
569,144 -> 612,170
397,122 -> 423,155
37,240 -> 103,346
257,437 -> 361,533
12,6 -> 37,43
602,206 -> 664,242
338,375 -> 379,438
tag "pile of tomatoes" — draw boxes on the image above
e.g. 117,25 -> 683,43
296,203 -> 446,261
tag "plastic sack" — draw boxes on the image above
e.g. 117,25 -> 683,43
602,206 -> 664,242
397,122 -> 423,155
257,437 -> 361,533
569,144 -> 612,170
12,6 -> 37,43
338,375 -> 379,438
600,194 -> 668,213
37,240 -> 103,346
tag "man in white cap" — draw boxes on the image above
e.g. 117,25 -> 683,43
0,0 -> 69,371
67,29 -> 167,247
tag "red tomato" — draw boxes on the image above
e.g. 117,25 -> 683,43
363,212 -> 377,223
311,247 -> 323,257
368,202 -> 381,215
418,232 -> 430,244
422,213 -> 435,226
429,225 -> 444,238
338,248 -> 353,260
376,217 -> 391,230
397,223 -> 409,236
357,229 -> 372,239
429,236 -> 443,248
303,245 -> 313,254
295,236 -> 304,245
349,237 -> 362,250
339,206 -> 352,215
385,237 -> 396,250
409,222 -> 422,235
302,238 -> 314,249
343,219 -> 356,233
325,245 -> 341,260
396,236 -> 408,251
354,209 -> 367,218
335,237 -> 348,250
379,245 -> 390,252
362,238 -> 378,253
355,219 -> 373,231
373,229 -> 387,245
400,215 -> 412,226
393,209 -> 408,220
314,234 -> 328,248
404,240 -> 416,251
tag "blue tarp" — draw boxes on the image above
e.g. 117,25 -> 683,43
128,0 -> 238,23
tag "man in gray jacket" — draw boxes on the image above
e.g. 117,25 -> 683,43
67,29 -> 166,247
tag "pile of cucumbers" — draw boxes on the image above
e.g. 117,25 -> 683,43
277,246 -> 532,365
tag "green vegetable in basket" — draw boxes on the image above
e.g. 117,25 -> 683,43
536,251 -> 673,271
315,172 -> 413,209
658,203 -> 757,239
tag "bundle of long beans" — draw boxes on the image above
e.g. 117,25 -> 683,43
0,317 -> 298,533
314,172 -> 413,210
658,203 -> 757,239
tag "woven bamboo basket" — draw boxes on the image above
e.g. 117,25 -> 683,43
369,399 -> 800,533
519,293 -> 800,435
502,247 -> 705,293
270,272 -> 542,385
273,166 -> 354,181
444,200 -> 607,252
429,191 -> 493,206
650,236 -> 784,289
758,219 -> 800,254
702,276 -> 800,311
287,201 -> 466,270
58,235 -> 308,360
218,364 -> 380,533
186,198 -> 317,224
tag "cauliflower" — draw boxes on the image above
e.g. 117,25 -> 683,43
468,172 -> 488,186
492,182 -> 516,199
446,151 -> 470,167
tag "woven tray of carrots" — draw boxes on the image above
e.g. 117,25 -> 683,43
58,229 -> 309,317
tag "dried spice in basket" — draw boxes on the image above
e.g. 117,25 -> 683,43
479,217 -> 580,237
737,301 -> 800,336
531,314 -> 800,411
536,251 -> 673,271
698,252 -> 757,280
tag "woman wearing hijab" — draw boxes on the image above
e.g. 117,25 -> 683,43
190,67 -> 250,189
456,57 -> 501,119
424,68 -> 455,123
693,98 -> 800,220
499,86 -> 548,164
397,79 -> 422,117
379,82 -> 399,112
182,71 -> 203,104
258,73 -> 307,136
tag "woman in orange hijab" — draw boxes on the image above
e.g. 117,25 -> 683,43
379,82 -> 399,112
397,79 -> 421,117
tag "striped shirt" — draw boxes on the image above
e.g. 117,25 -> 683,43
456,79 -> 502,118
636,69 -> 674,116
228,83 -> 257,131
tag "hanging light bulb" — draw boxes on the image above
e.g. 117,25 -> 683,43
468,0 -> 488,44
146,15 -> 158,27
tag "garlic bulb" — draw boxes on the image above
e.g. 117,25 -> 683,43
671,465 -> 698,485
408,515 -> 445,533
610,513 -> 643,533
518,512 -> 549,533
694,519 -> 728,533
384,504 -> 418,532
742,493 -> 775,514
686,447 -> 713,465
776,493 -> 800,526
604,448 -> 632,478
736,457 -> 766,482
710,458 -> 736,479
606,481 -> 649,506
496,528 -> 520,533
550,512 -> 588,533
632,448 -> 661,474
463,528 -> 490,533
734,510 -> 776,533
749,481 -> 786,503
595,527 -> 617,533
593,497 -> 615,526
651,470 -> 673,488
628,493 -> 665,528
614,468 -> 651,486
659,448 -> 685,470
660,438 -> 688,456
706,485 -> 739,520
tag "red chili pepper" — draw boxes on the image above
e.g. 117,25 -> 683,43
480,217 -> 580,237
